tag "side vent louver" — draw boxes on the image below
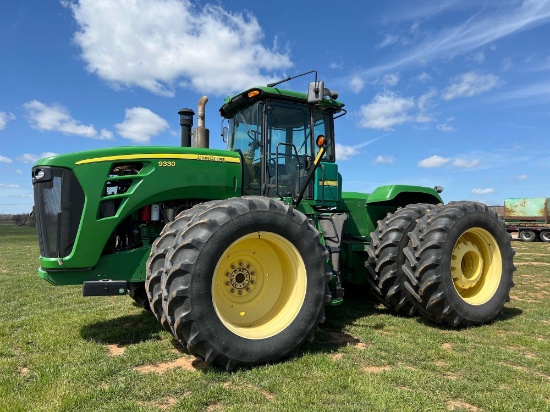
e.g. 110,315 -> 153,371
99,163 -> 144,219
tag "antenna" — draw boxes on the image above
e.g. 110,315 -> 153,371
267,70 -> 317,88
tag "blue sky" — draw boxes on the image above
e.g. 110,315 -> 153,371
1,0 -> 550,214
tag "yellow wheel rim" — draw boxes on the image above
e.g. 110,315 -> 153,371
451,227 -> 502,305
212,232 -> 307,339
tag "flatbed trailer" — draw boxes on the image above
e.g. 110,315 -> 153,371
504,197 -> 550,242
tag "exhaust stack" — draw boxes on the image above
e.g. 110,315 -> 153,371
193,96 -> 209,148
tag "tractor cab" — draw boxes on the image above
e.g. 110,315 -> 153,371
220,79 -> 345,207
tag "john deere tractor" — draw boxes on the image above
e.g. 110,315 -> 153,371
32,72 -> 515,370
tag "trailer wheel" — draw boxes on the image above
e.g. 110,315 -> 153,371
519,230 -> 536,242
403,202 -> 515,327
163,197 -> 331,370
146,201 -> 222,333
128,282 -> 151,311
366,203 -> 435,316
540,231 -> 550,242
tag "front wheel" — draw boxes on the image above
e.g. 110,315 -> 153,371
539,231 -> 550,242
163,197 -> 331,370
403,202 -> 515,327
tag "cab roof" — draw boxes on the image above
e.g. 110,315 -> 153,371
219,86 -> 345,119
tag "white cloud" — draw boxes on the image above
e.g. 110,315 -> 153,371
115,107 -> 170,144
349,76 -> 365,94
0,112 -> 15,130
0,155 -> 13,163
437,123 -> 455,132
0,183 -> 19,188
414,72 -> 432,83
471,188 -> 495,195
358,91 -> 415,130
466,50 -> 485,64
335,144 -> 360,160
18,152 -> 58,164
516,174 -> 528,180
23,100 -> 114,139
442,71 -> 500,100
68,0 -> 292,96
418,155 -> 451,168
373,155 -> 395,165
377,34 -> 399,49
378,73 -> 400,87
416,88 -> 437,122
15,169 -> 22,174
352,1 -> 550,81
501,57 -> 513,70
453,158 -> 480,168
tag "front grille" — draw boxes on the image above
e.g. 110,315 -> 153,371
32,167 -> 85,258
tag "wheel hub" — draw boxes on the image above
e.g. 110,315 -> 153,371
451,240 -> 484,289
225,261 -> 256,295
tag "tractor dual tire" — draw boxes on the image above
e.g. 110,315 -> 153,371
146,200 -> 222,334
366,203 -> 436,316
403,201 -> 515,328
161,196 -> 331,370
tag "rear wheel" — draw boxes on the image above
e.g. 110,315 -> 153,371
366,203 -> 435,316
519,230 -> 536,242
539,231 -> 550,242
403,202 -> 515,327
163,197 -> 331,370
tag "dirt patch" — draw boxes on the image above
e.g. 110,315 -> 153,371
510,296 -> 540,303
20,367 -> 30,376
206,403 -> 223,411
325,330 -> 368,349
434,360 -> 448,367
139,397 -> 177,410
330,353 -> 344,361
135,355 -> 210,374
222,382 -> 275,400
446,400 -> 481,411
105,344 -> 126,356
501,362 -> 550,380
515,262 -> 550,266
442,343 -> 453,351
515,253 -> 550,257
363,365 -> 392,373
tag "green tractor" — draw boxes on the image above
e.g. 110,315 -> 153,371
32,72 -> 515,370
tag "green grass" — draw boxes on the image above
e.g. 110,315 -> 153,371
1,228 -> 549,411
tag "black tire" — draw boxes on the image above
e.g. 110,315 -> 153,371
519,230 -> 536,242
163,196 -> 331,370
128,282 -> 151,311
403,201 -> 515,327
145,201 -> 222,333
540,231 -> 550,243
366,203 -> 435,316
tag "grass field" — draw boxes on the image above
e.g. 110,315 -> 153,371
0,225 -> 548,411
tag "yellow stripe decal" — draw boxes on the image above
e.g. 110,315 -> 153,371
313,147 -> 326,165
75,153 -> 241,165
319,180 -> 338,187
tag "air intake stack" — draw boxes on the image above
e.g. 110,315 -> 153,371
178,108 -> 194,147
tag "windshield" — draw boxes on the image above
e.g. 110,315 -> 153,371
227,100 -> 335,198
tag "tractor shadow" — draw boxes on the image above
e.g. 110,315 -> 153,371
306,286 -> 387,354
80,310 -> 164,346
